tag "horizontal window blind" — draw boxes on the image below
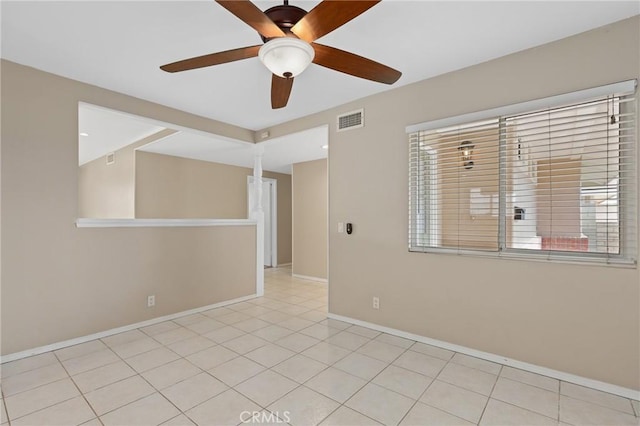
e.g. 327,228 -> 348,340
409,82 -> 637,265
409,119 -> 500,252
504,96 -> 636,259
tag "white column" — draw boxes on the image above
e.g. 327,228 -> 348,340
252,145 -> 265,296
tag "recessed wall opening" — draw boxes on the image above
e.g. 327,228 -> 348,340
77,103 -> 260,221
77,103 -> 328,269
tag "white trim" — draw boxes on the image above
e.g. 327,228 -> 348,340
76,218 -> 257,228
292,273 -> 328,283
406,79 -> 637,133
252,145 -> 265,297
255,212 -> 265,297
248,176 -> 278,267
327,313 -> 640,401
1,294 -> 257,364
270,180 -> 278,267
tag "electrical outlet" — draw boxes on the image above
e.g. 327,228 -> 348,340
372,296 -> 379,310
147,295 -> 155,308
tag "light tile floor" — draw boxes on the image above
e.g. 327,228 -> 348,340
1,266 -> 639,426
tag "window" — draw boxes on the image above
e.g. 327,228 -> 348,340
408,81 -> 637,265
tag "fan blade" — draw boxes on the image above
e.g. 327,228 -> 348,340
271,74 -> 294,109
291,0 -> 380,43
160,45 -> 261,73
312,43 -> 401,84
216,0 -> 285,39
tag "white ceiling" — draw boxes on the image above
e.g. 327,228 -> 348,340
79,104 -> 165,165
3,1 -> 638,131
78,103 -> 327,173
139,125 -> 328,174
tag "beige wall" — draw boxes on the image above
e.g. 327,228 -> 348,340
272,170 -> 293,266
292,159 -> 328,279
1,60 -> 257,355
135,152 -> 292,265
135,152 -> 251,219
261,17 -> 640,390
79,129 -> 176,218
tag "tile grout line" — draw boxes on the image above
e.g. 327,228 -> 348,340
0,357 -> 62,390
284,292 -> 404,423
96,320 -> 231,424
558,392 -> 639,419
58,339 -> 133,425
560,380 -> 640,417
488,398 -> 562,424
389,344 -> 428,426
92,318 -> 218,423
317,310 -> 501,423
55,351 -> 101,425
142,365 -> 220,425
498,366 -> 561,393
338,338 -> 416,424
3,363 -> 93,423
409,352 -> 481,424
244,321 -> 375,424
151,297 -> 328,423
265,287 -> 422,424
228,331 -> 330,416
2,393 -> 11,426
475,363 -> 503,425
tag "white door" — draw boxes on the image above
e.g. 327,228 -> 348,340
248,177 -> 277,267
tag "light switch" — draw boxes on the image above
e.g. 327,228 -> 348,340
338,222 -> 344,233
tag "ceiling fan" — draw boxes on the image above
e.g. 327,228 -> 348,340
160,0 -> 402,109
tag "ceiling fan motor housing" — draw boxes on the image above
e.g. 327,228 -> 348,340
261,4 -> 307,42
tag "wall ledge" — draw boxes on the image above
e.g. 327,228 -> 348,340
76,218 -> 257,228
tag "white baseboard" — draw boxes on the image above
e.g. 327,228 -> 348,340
292,273 -> 328,283
275,263 -> 292,267
327,313 -> 640,401
1,294 -> 257,364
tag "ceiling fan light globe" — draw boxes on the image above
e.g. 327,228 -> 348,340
259,37 -> 315,78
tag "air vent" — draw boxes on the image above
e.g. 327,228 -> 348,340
337,109 -> 364,132
106,152 -> 115,165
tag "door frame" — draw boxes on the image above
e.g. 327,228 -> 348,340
247,176 -> 278,267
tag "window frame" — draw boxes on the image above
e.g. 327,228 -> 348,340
407,81 -> 638,267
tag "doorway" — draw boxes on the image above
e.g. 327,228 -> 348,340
248,176 -> 278,267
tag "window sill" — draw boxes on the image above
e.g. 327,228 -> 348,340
409,246 -> 637,268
